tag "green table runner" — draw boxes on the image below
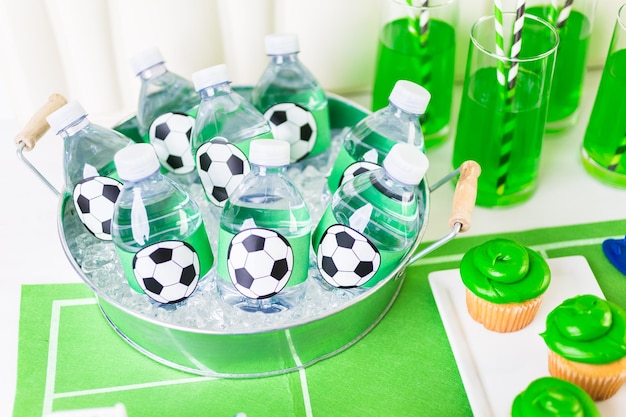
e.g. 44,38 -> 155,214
13,219 -> 626,416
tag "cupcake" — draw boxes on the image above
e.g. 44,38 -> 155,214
541,294 -> 626,400
512,376 -> 601,417
460,238 -> 551,332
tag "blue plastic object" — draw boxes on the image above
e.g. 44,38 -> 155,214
602,236 -> 626,275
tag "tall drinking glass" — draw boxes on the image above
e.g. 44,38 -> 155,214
452,13 -> 558,207
582,4 -> 626,188
526,0 -> 598,132
372,0 -> 458,148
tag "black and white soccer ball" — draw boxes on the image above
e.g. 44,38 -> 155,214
149,112 -> 195,174
227,228 -> 293,299
317,224 -> 381,288
338,161 -> 381,188
132,240 -> 200,304
264,103 -> 317,163
73,176 -> 123,240
196,137 -> 250,207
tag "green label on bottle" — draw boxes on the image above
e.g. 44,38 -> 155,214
217,227 -> 310,298
327,146 -> 358,194
312,206 -> 408,289
115,225 -> 214,293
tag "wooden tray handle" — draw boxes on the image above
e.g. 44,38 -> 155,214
449,160 -> 481,233
14,93 -> 67,151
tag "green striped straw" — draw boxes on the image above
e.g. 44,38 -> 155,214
406,1 -> 431,128
418,0 -> 431,127
608,134 -> 626,172
494,0 -> 526,196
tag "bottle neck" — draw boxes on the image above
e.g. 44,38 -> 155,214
388,101 -> 423,119
251,164 -> 287,176
122,169 -> 162,186
270,53 -> 298,65
199,81 -> 233,100
58,116 -> 90,139
372,172 -> 417,203
138,63 -> 167,80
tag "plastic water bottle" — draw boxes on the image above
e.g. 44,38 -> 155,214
130,46 -> 199,176
217,139 -> 312,313
251,33 -> 331,164
111,143 -> 214,304
46,100 -> 133,240
191,64 -> 273,207
312,143 -> 429,291
326,80 -> 430,194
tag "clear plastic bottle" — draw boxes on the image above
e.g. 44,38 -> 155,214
217,139 -> 312,313
191,64 -> 274,207
47,100 -> 133,191
251,33 -> 331,163
111,143 -> 214,303
46,101 -> 134,240
313,143 -> 429,290
130,46 -> 200,176
326,80 -> 430,194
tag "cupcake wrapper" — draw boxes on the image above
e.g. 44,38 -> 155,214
547,350 -> 626,401
465,289 -> 543,333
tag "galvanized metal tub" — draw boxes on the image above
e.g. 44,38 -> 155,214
18,91 -> 478,378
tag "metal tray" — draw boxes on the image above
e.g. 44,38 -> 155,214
16,91 -> 479,377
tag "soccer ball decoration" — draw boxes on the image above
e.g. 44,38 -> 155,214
338,161 -> 381,188
227,228 -> 294,299
264,103 -> 317,163
196,137 -> 250,207
132,240 -> 200,304
317,224 -> 381,288
149,112 -> 195,174
73,176 -> 123,240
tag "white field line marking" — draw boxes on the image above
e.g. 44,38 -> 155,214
42,298 -> 214,412
412,236 -> 622,266
43,298 -> 98,415
286,329 -> 313,417
53,376 -> 215,399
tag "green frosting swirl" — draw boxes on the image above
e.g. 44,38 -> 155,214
541,294 -> 626,364
460,238 -> 551,303
511,377 -> 601,417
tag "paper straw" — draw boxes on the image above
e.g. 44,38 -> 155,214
495,0 -> 526,196
419,0 -> 430,47
608,134 -> 626,171
418,1 -> 432,127
550,0 -> 561,25
556,0 -> 574,28
494,0 -> 508,87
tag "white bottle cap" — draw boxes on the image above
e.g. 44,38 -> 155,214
114,143 -> 161,181
249,139 -> 290,167
389,80 -> 431,115
129,46 -> 165,75
383,143 -> 429,186
265,33 -> 299,55
192,64 -> 230,92
46,100 -> 87,134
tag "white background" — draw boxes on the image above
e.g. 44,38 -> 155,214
1,1 -> 626,416
1,0 -> 625,123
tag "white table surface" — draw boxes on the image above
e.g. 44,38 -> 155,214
0,68 -> 624,416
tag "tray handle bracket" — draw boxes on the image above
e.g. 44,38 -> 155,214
408,160 -> 481,265
14,93 -> 68,197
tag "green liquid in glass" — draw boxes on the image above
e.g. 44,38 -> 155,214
372,18 -> 455,146
453,67 -> 547,207
527,7 -> 591,130
582,48 -> 626,186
